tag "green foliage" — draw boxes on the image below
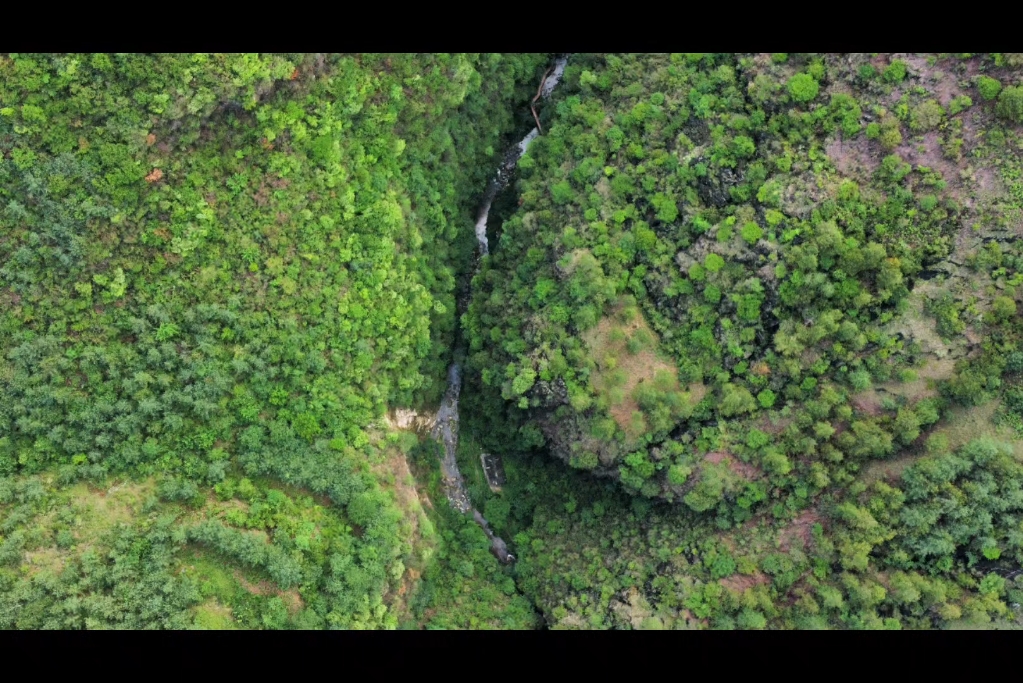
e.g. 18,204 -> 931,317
947,95 -> 973,116
909,100 -> 944,132
757,389 -> 777,409
996,86 -> 1023,124
0,470 -> 412,629
894,439 -> 1023,569
464,53 -> 962,527
992,296 -> 1017,321
746,429 -> 770,450
720,384 -> 757,417
741,222 -> 763,245
787,73 -> 819,103
0,51 -> 549,488
3,51 -> 1018,632
402,438 -> 538,630
684,463 -> 735,512
882,60 -> 908,84
976,76 -> 1002,101
874,116 -> 903,150
0,51 -> 552,629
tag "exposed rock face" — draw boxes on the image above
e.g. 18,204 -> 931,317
696,165 -> 742,207
533,377 -> 568,408
384,408 -> 437,433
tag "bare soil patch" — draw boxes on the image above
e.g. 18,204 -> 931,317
896,130 -> 972,204
851,390 -> 886,417
233,570 -> 305,614
778,509 -> 822,552
826,135 -> 881,178
704,451 -> 761,481
719,571 -> 770,593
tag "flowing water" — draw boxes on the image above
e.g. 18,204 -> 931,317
474,56 -> 568,256
433,55 -> 569,564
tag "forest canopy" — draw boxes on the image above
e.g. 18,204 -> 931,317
2,52 -> 1023,630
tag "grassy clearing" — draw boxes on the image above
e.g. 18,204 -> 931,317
934,400 -> 1023,458
584,300 -> 697,439
861,398 -> 1023,486
194,600 -> 237,630
12,477 -> 158,579
67,478 -> 156,544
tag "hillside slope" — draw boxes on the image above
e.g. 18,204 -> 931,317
0,52 -> 547,629
463,52 -> 1023,629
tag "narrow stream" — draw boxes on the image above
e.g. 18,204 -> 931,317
475,57 -> 567,255
432,55 -> 569,564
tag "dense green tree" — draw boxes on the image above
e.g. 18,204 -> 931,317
787,73 -> 820,103
977,76 -> 1002,101
997,86 -> 1023,123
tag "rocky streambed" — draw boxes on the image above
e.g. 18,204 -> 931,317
431,55 -> 569,564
